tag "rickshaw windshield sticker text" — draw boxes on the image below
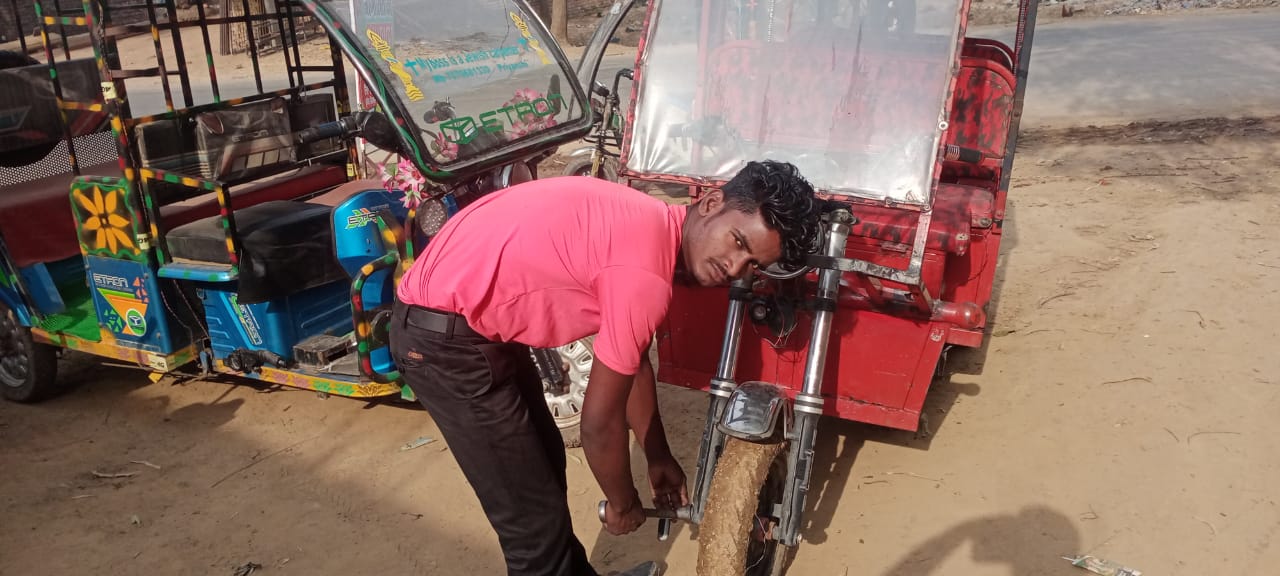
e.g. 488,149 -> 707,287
366,28 -> 425,101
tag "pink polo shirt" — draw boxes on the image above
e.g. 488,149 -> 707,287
396,176 -> 687,375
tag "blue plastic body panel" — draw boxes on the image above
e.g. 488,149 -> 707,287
330,189 -> 408,375
17,262 -> 66,315
198,279 -> 352,361
86,255 -> 182,353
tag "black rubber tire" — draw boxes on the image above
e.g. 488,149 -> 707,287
697,437 -> 793,576
0,49 -> 58,167
0,302 -> 60,403
561,155 -> 619,182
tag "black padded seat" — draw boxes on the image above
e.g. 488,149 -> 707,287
166,200 -> 346,303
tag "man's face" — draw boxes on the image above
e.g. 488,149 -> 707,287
684,191 -> 783,287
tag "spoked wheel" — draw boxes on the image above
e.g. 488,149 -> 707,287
698,437 -> 795,576
540,336 -> 594,448
0,303 -> 59,403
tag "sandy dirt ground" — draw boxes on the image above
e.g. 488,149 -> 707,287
4,6 -> 1280,576
4,112 -> 1279,575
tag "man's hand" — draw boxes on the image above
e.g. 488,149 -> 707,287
602,494 -> 647,536
648,456 -> 688,511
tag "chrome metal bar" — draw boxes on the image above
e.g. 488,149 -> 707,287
778,210 -> 853,545
690,272 -> 754,522
714,275 -> 751,382
801,212 -> 852,398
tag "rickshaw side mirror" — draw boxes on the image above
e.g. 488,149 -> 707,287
354,111 -> 403,155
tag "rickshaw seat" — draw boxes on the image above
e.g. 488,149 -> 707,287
157,164 -> 346,229
0,162 -> 120,269
305,178 -> 384,207
0,163 -> 344,269
943,56 -> 1016,173
165,199 -> 347,303
846,183 -> 994,255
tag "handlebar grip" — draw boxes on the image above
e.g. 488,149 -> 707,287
296,118 -> 352,145
596,500 -> 693,522
593,84 -> 611,98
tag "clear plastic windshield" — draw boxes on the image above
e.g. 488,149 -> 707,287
318,0 -> 586,166
628,0 -> 964,205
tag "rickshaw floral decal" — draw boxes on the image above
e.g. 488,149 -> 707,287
70,178 -> 144,261
379,156 -> 429,210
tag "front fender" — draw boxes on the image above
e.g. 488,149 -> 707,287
716,381 -> 791,442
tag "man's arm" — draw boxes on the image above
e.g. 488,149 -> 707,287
626,350 -> 688,510
581,358 -> 645,534
625,351 -> 673,463
583,267 -> 673,533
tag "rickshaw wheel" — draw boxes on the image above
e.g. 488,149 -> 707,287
698,436 -> 794,576
561,156 -> 619,182
0,302 -> 59,403
540,336 -> 594,448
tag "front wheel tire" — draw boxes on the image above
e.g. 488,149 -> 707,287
697,437 -> 794,576
0,303 -> 59,403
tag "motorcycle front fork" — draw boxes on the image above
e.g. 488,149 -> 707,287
689,209 -> 854,547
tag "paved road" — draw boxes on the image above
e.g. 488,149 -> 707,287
978,9 -> 1280,125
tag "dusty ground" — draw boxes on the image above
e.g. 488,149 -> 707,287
3,115 -> 1279,575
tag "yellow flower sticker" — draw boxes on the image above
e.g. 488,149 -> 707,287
75,185 -> 136,254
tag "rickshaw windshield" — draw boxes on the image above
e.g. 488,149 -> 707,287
315,0 -> 587,168
628,0 -> 964,205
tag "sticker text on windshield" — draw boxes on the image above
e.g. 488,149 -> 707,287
510,12 -> 551,65
438,93 -> 567,145
366,28 -> 424,101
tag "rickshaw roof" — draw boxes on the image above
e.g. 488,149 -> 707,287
626,0 -> 969,206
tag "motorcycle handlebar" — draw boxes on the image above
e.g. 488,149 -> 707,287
296,116 -> 358,145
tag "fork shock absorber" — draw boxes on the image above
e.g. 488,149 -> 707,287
690,272 -> 755,523
777,209 -> 853,546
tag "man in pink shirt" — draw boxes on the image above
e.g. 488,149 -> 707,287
391,161 -> 820,576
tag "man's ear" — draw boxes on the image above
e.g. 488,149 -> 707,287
698,189 -> 725,217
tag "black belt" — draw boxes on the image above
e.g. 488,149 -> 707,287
404,304 -> 482,339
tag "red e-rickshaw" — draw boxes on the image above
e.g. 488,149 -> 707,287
574,0 -> 1040,572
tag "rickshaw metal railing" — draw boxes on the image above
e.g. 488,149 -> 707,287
25,0 -> 355,272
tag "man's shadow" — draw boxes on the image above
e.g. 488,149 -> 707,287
882,505 -> 1082,576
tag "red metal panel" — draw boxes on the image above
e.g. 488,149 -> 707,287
657,282 -> 947,431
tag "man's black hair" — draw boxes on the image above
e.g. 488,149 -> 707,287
721,160 -> 823,267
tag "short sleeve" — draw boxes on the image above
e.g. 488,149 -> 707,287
592,267 -> 672,375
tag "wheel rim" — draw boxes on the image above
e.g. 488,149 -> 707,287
543,339 -> 592,430
745,449 -> 788,575
0,311 -> 30,389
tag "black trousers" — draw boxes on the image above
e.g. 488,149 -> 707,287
389,300 -> 599,576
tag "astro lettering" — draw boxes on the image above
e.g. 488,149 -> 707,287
345,205 -> 390,229
366,28 -> 425,101
437,93 -> 567,145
